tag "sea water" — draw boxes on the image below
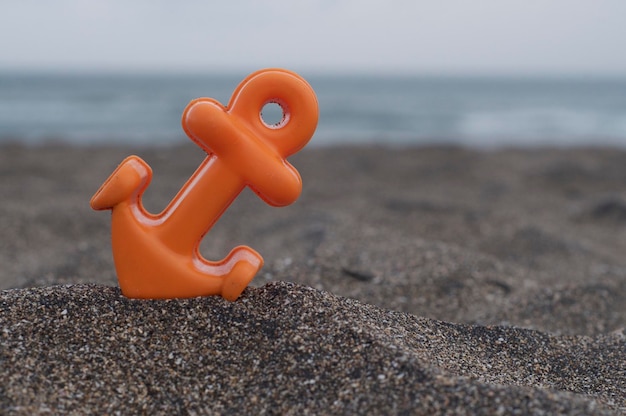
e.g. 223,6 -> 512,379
1,72 -> 626,147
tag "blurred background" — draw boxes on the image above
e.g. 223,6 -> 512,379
1,0 -> 626,147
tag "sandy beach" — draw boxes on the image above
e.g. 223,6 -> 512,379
1,143 -> 625,414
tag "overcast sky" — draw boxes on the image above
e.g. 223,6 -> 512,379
1,0 -> 625,76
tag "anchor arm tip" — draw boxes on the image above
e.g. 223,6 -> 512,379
90,156 -> 152,210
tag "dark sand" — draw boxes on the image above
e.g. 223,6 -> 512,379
1,143 -> 625,414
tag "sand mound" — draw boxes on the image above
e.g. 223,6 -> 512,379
1,282 -> 623,414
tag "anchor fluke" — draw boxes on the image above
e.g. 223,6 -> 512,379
90,156 -> 151,211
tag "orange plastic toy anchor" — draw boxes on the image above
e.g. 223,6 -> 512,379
90,69 -> 318,301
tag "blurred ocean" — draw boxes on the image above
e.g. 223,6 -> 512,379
1,72 -> 626,147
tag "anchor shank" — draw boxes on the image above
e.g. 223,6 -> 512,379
156,154 -> 245,255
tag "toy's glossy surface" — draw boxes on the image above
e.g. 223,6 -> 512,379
91,69 -> 318,301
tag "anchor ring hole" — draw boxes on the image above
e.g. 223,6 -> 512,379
260,100 -> 289,129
